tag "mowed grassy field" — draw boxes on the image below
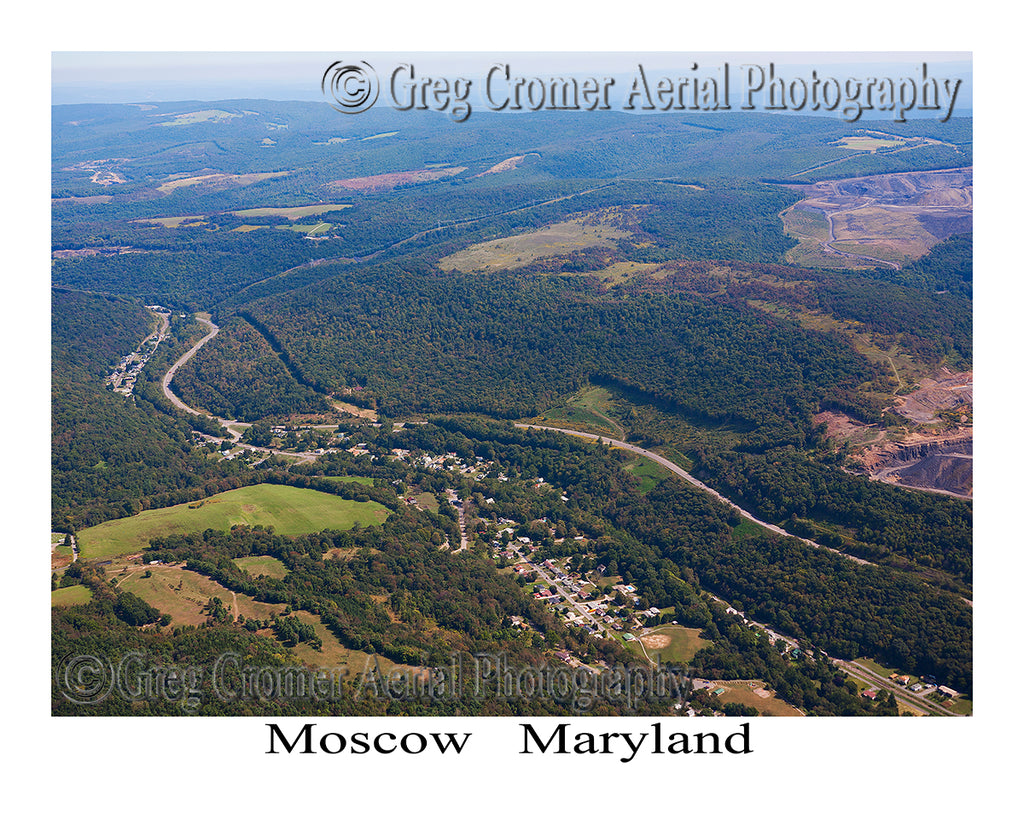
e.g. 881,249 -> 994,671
51,585 -> 94,607
77,484 -> 390,559
116,563 -> 283,626
711,680 -> 804,716
233,555 -> 289,579
623,457 -> 673,495
633,625 -> 711,666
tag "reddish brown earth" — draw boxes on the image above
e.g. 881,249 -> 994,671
326,166 -> 466,192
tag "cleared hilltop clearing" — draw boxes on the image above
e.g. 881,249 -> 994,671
782,168 -> 972,269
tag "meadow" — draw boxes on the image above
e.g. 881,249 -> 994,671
77,484 -> 390,559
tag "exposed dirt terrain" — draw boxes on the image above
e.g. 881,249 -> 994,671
818,368 -> 973,498
782,167 -> 972,267
326,166 -> 466,192
813,410 -> 887,448
863,369 -> 972,497
894,369 -> 973,425
474,153 -> 539,177
858,432 -> 972,498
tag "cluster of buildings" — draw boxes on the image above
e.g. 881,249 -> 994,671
104,305 -> 170,396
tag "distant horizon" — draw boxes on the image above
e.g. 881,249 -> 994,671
52,52 -> 972,115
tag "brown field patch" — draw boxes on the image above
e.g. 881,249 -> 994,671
52,195 -> 114,204
640,634 -> 672,650
474,153 -> 538,177
52,246 -> 142,259
330,399 -> 378,420
326,166 -> 466,192
157,171 -> 288,194
813,410 -> 886,447
895,369 -> 972,424
117,563 -> 283,627
711,680 -> 803,716
437,214 -> 628,273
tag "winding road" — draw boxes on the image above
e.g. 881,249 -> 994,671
160,315 -> 319,462
161,314 -> 221,418
514,423 -> 872,566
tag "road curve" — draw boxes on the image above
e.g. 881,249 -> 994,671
161,315 -> 220,416
514,423 -> 871,566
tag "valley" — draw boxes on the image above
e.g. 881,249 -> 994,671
51,96 -> 972,718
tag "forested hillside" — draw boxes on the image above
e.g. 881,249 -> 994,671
52,99 -> 973,715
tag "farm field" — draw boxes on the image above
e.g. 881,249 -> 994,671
233,555 -> 289,579
51,586 -> 94,607
76,484 -> 390,559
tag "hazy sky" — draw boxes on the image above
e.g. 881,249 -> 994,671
52,51 -> 972,105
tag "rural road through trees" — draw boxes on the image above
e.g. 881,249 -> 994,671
514,423 -> 871,566
161,314 -> 220,418
160,314 -> 319,461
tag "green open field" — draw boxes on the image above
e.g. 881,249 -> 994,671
77,484 -> 390,559
285,610 -> 415,676
232,204 -> 351,220
414,491 -> 439,512
134,215 -> 209,229
533,386 -> 624,437
278,221 -> 332,235
628,625 -> 711,666
323,475 -> 376,485
51,585 -> 94,607
731,518 -> 768,542
538,405 -> 616,434
623,456 -> 672,494
233,555 -> 289,579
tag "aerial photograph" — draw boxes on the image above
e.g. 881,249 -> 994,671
50,51 -> 974,724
